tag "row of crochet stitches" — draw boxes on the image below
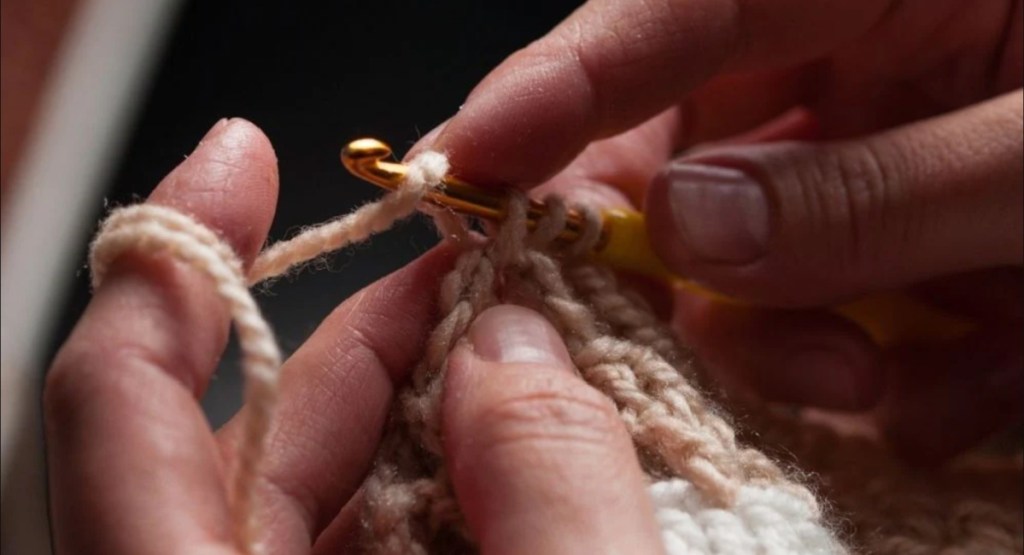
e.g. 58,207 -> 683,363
361,190 -> 841,554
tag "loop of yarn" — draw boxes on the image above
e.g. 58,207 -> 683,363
90,204 -> 281,551
87,150 -> 1022,555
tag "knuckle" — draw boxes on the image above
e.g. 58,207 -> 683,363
44,342 -> 180,427
43,345 -> 111,427
473,375 -> 624,454
43,353 -> 85,427
834,142 -> 908,270
793,142 -> 906,275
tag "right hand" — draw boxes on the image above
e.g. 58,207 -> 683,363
410,0 -> 1024,462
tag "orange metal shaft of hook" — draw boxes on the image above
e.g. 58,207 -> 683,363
341,138 -> 596,246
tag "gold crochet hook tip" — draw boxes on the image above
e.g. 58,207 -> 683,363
341,138 -> 409,192
341,138 -> 593,242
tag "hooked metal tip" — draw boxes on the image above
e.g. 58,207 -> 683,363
341,138 -> 407,189
341,137 -> 593,243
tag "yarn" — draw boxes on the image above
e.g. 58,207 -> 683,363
247,150 -> 450,285
90,151 -> 448,555
88,150 -> 1023,554
90,204 -> 281,550
650,480 -> 838,554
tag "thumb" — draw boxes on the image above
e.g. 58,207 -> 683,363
443,305 -> 663,555
645,90 -> 1023,306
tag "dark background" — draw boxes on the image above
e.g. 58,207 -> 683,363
47,0 -> 582,425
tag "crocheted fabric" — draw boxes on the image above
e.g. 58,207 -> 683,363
357,194 -> 1023,555
90,151 -> 1023,555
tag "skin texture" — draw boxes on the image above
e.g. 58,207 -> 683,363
43,0 -> 1022,552
444,306 -> 665,555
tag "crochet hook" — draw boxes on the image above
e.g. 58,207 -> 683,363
341,138 -> 975,348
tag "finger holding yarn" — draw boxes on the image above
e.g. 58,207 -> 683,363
49,120 -> 283,554
80,146 -> 452,554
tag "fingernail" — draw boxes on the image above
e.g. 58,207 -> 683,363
467,305 -> 573,368
657,163 -> 769,263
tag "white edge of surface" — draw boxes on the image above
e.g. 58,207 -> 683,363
1,0 -> 181,550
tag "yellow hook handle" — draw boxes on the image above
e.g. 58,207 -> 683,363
594,208 -> 976,347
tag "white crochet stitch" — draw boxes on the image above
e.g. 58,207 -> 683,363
651,479 -> 842,554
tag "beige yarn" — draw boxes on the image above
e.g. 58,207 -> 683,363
90,205 -> 281,549
89,151 -> 1022,555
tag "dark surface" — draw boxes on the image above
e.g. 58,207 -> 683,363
48,0 -> 581,425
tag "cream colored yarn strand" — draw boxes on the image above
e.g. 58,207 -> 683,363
90,206 -> 280,550
248,151 -> 450,284
87,152 -> 449,554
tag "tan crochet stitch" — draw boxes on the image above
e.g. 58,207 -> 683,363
89,151 -> 1023,555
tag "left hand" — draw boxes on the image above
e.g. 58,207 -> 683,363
45,119 -> 665,554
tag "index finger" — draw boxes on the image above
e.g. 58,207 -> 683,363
431,0 -> 894,186
44,119 -> 278,554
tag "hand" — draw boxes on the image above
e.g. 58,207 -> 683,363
412,0 -> 1023,461
45,119 -> 665,554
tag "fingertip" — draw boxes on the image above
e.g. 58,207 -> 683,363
148,118 -> 279,266
402,118 -> 450,163
646,160 -> 770,274
442,306 -> 662,554
431,51 -> 596,187
466,305 -> 575,368
444,305 -> 576,425
652,93 -> 1024,306
67,119 -> 282,398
